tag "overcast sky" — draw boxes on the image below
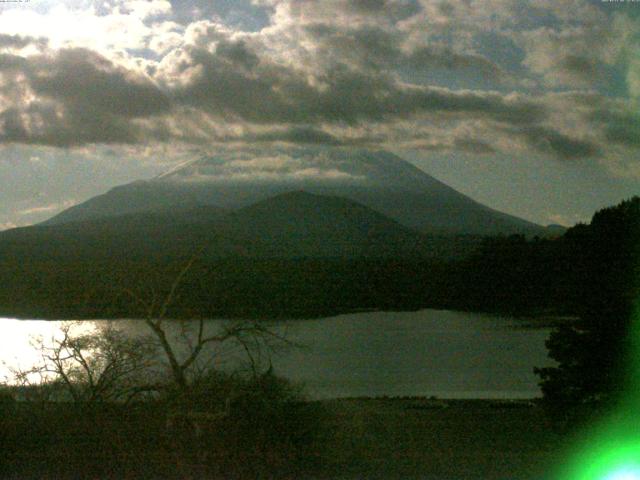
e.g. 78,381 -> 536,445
0,0 -> 639,229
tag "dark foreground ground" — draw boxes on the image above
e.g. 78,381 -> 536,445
1,397 -> 565,480
316,398 -> 564,480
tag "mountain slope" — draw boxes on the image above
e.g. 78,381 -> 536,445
5,190 -> 471,261
0,190 -> 476,319
212,190 -> 439,258
43,149 -> 546,236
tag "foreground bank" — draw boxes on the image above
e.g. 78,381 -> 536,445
1,397 -> 563,480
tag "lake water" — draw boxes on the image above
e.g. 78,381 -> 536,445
0,309 -> 555,399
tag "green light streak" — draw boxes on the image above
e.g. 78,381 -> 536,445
555,427 -> 640,479
554,303 -> 640,479
604,466 -> 640,480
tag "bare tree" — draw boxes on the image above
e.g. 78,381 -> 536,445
10,251 -> 293,407
12,322 -> 156,403
123,252 -> 294,393
118,253 -> 301,477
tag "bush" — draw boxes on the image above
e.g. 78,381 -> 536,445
165,369 -> 326,479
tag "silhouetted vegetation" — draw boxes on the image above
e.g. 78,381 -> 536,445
1,374 -> 325,479
411,195 -> 640,428
1,315 -> 324,479
0,394 -> 562,479
0,254 -> 469,319
445,233 -> 582,315
10,322 -> 156,403
534,197 -> 640,429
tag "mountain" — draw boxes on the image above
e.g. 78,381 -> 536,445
0,190 -> 476,319
211,190 -> 466,258
0,148 -> 554,319
1,190 -> 473,262
43,149 -> 548,236
0,204 -> 228,262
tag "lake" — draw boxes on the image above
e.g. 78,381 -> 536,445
0,309 -> 555,399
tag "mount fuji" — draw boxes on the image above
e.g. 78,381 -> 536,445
44,148 -> 546,236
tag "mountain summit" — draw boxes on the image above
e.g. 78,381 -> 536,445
45,148 -> 544,236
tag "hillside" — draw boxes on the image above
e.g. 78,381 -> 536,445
0,190 -> 478,319
2,191 -> 476,262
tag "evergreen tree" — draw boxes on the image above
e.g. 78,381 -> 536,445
536,197 -> 640,427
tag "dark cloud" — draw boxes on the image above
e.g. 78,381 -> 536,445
252,127 -> 344,145
303,24 -> 399,71
171,39 -> 545,127
560,54 -> 600,79
29,48 -> 171,118
0,34 -> 47,50
214,39 -> 261,70
349,0 -> 387,12
513,126 -> 601,160
454,138 -> 496,154
406,46 -> 505,77
0,48 -> 170,147
0,33 -> 547,150
592,109 -> 640,148
303,23 -> 505,81
403,88 -> 545,124
170,0 -> 271,29
0,53 -> 28,72
281,0 -> 419,22
0,0 -> 624,160
0,103 -> 140,147
0,109 -> 29,141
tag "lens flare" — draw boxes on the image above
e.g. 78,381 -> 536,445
604,466 -> 640,480
554,302 -> 640,479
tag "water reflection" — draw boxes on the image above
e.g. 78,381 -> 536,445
0,310 -> 555,399
0,320 -> 98,383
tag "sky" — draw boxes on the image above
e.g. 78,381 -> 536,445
0,0 -> 639,229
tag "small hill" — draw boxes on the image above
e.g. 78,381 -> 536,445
213,191 -> 430,258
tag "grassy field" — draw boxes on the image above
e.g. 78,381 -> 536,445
314,398 -> 564,480
1,397 -> 567,479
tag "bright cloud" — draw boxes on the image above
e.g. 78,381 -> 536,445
0,0 -> 637,168
18,199 -> 77,217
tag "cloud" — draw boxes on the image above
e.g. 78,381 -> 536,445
120,0 -> 172,19
0,0 -> 637,168
516,25 -> 619,87
18,199 -> 76,217
259,0 -> 418,28
162,30 -> 545,127
0,221 -> 17,231
0,1 -> 183,60
591,105 -> 640,148
454,138 -> 496,154
163,150 -> 367,183
296,22 -> 510,87
610,13 -> 640,100
0,53 -> 28,72
0,48 -> 171,146
512,125 -> 601,160
0,33 -> 47,50
251,127 -> 344,145
28,48 -> 170,118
